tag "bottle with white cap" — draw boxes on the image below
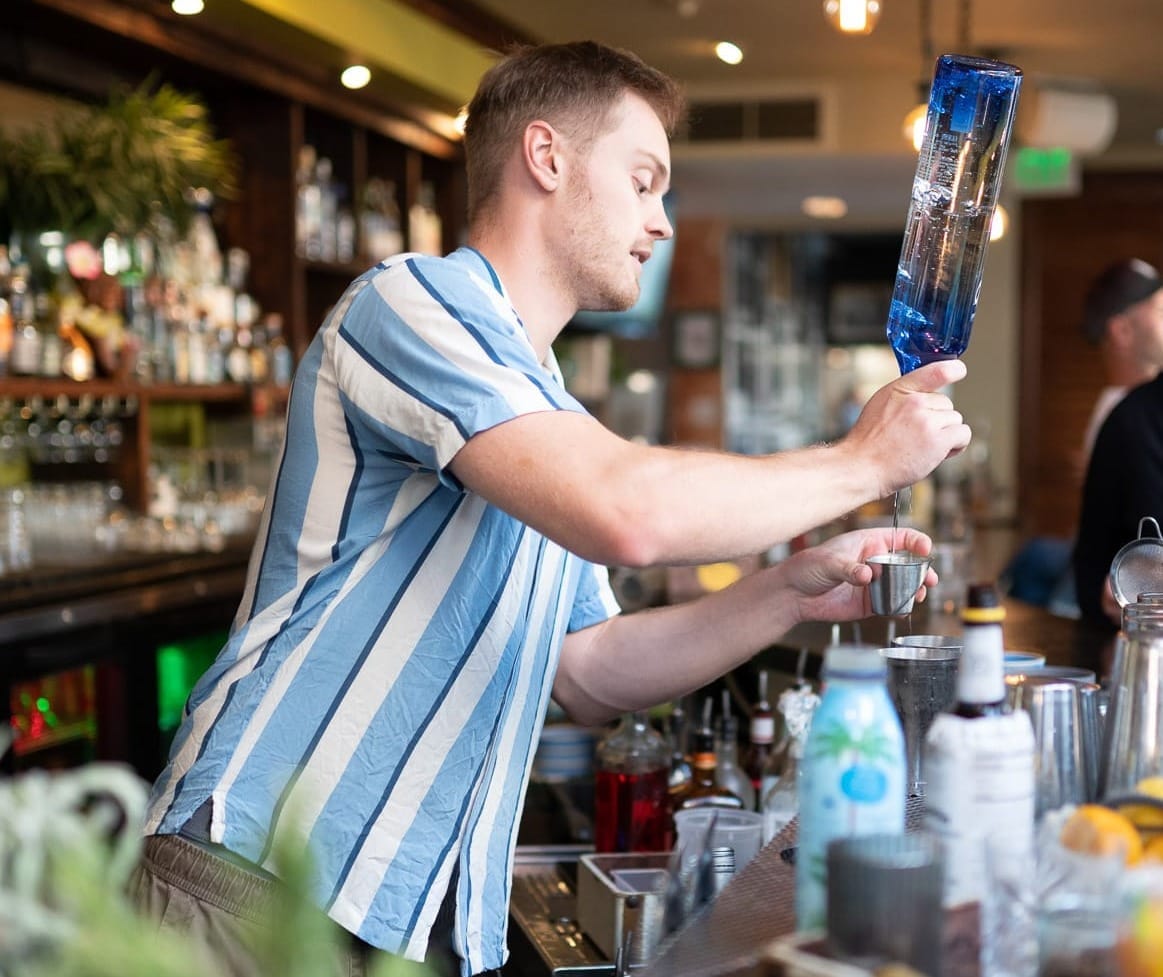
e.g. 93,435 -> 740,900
923,582 -> 1035,911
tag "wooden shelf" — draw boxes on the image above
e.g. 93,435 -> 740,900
0,378 -> 254,403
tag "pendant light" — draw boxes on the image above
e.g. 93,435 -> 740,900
902,0 -> 934,151
823,0 -> 882,34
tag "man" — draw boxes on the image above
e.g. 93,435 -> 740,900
1074,386 -> 1163,627
1009,259 -> 1163,612
132,42 -> 969,977
1079,258 -> 1163,464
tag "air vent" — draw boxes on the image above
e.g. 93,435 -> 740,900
673,88 -> 835,149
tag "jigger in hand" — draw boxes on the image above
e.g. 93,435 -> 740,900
866,553 -> 932,617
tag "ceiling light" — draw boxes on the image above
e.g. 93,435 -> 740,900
990,204 -> 1009,242
171,0 -> 204,14
802,195 -> 849,219
714,41 -> 743,65
902,101 -> 928,152
453,106 -> 469,135
823,0 -> 881,34
340,64 -> 371,90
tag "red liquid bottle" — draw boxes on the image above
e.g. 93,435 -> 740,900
594,711 -> 670,853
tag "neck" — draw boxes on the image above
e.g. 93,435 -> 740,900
1104,345 -> 1159,388
468,218 -> 576,362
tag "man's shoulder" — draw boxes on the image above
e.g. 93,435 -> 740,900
368,248 -> 494,297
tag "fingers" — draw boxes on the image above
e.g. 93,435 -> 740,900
896,358 -> 967,393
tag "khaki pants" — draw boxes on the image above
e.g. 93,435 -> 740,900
128,834 -> 391,977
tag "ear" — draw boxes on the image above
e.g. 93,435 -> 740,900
522,120 -> 565,193
1108,311 -> 1133,348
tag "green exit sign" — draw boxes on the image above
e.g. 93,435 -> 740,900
1012,147 -> 1080,195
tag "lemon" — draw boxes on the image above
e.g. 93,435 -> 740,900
1121,777 -> 1163,831
1059,804 -> 1143,865
1142,834 -> 1163,862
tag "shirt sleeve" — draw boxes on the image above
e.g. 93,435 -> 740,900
569,559 -> 623,632
327,255 -> 586,488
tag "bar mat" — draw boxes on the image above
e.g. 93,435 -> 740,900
639,797 -> 926,977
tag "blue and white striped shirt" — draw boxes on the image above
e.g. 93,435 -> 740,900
145,247 -> 621,974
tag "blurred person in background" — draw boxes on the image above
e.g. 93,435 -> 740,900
1078,258 -> 1163,467
1007,258 -> 1163,613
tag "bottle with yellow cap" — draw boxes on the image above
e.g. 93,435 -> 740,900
923,582 -> 1035,913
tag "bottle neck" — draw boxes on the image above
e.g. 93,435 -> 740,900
749,710 -> 774,745
956,620 -> 1008,710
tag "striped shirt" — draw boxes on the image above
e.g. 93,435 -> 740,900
145,247 -> 621,974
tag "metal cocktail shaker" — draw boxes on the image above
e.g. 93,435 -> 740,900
887,54 -> 1022,374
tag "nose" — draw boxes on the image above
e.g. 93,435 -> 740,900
647,197 -> 673,241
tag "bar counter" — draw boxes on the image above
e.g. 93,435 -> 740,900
1,542 -> 252,777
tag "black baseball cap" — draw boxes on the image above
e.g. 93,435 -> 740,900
1082,258 -> 1163,344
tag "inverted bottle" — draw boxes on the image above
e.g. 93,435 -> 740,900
887,54 -> 1022,374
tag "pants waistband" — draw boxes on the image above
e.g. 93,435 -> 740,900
140,834 -> 280,925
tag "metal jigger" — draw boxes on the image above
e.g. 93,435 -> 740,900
866,553 -> 932,617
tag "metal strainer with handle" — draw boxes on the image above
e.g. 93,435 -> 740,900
1109,516 -> 1163,608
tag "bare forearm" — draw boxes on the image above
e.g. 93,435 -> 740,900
553,565 -> 798,725
598,440 -> 873,566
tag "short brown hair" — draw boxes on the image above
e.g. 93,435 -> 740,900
463,41 -> 685,223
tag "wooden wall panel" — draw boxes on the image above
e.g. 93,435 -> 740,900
1019,172 -> 1163,537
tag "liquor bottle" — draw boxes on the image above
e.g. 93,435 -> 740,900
408,181 -> 443,257
760,735 -> 800,844
796,645 -> 906,931
760,680 -> 819,843
593,711 -> 670,853
923,582 -> 1035,911
8,263 -> 41,378
360,178 -> 404,262
670,698 -> 745,817
715,691 -> 756,811
265,314 -> 294,388
667,703 -> 692,794
743,669 -> 776,803
886,56 -> 1022,374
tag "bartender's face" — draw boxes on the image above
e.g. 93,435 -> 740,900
559,92 -> 673,312
1123,290 -> 1163,370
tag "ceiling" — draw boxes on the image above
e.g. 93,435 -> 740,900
463,0 -> 1163,224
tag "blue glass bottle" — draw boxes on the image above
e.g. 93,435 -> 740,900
795,645 -> 906,931
887,55 -> 1022,374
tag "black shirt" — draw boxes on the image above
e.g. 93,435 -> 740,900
1073,373 -> 1163,627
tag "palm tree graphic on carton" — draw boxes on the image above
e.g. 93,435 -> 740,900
804,718 -> 895,889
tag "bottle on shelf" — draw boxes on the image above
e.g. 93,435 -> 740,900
315,156 -> 338,263
408,180 -> 443,257
923,582 -> 1035,912
9,263 -> 41,378
670,697 -> 746,818
295,144 -> 321,259
796,645 -> 906,931
265,314 -> 293,388
715,690 -> 756,811
593,711 -> 670,853
743,669 -> 776,805
359,177 -> 404,263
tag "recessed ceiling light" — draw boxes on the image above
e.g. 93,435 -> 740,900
171,0 -> 204,14
801,195 -> 849,219
714,41 -> 743,66
341,64 -> 371,90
